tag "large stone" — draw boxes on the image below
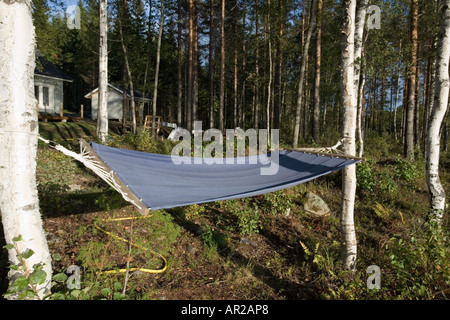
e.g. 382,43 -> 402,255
302,192 -> 331,217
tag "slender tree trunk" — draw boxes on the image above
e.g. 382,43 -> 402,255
97,0 -> 108,143
209,0 -> 215,129
186,0 -> 194,132
312,0 -> 322,144
177,0 -> 183,127
240,0 -> 247,129
219,0 -> 225,132
118,2 -> 136,134
0,0 -> 52,299
254,0 -> 260,130
340,0 -> 358,272
405,0 -> 418,160
266,1 -> 273,134
426,0 -> 450,223
293,0 -> 317,148
234,17 -> 238,129
151,0 -> 164,138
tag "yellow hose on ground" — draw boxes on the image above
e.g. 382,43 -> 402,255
93,215 -> 167,274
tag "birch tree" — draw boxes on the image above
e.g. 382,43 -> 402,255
354,0 -> 368,157
0,0 -> 52,299
426,0 -> 450,223
97,0 -> 109,143
340,0 -> 358,271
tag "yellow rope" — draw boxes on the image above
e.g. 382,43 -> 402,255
93,215 -> 167,275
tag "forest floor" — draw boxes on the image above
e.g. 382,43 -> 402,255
1,120 -> 449,300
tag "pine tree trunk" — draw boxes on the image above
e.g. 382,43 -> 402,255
118,2 -> 136,134
405,0 -> 418,160
177,0 -> 183,127
240,0 -> 247,129
293,0 -> 317,148
97,0 -> 109,143
186,0 -> 194,132
209,0 -> 215,129
312,0 -> 322,144
254,1 -> 260,130
152,0 -> 164,138
219,0 -> 225,132
0,0 -> 52,299
340,0 -> 358,271
426,0 -> 450,223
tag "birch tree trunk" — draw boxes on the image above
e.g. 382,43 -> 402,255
0,0 -> 52,299
354,0 -> 368,157
152,0 -> 164,138
293,0 -> 317,149
97,0 -> 109,143
426,0 -> 450,223
340,0 -> 358,271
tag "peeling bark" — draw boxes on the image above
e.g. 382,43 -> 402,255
426,0 -> 450,222
0,0 -> 52,299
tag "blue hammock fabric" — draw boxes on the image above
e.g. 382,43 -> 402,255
90,142 -> 360,211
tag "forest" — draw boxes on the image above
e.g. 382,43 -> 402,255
0,0 -> 449,302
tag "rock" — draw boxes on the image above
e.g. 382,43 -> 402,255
239,238 -> 255,245
302,192 -> 331,217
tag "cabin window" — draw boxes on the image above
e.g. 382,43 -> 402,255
34,86 -> 39,101
43,86 -> 49,106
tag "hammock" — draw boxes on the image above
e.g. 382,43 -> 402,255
61,140 -> 361,215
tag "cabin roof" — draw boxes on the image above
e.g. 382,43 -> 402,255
84,83 -> 152,102
35,57 -> 74,82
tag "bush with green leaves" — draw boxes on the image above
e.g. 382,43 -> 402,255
222,199 -> 261,235
3,235 -> 48,300
356,160 -> 376,194
386,220 -> 450,299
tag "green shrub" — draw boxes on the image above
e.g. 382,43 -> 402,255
394,157 -> 422,183
223,199 -> 261,235
357,160 -> 376,193
386,220 -> 450,299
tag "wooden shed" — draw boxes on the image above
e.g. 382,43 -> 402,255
34,57 -> 73,115
84,84 -> 151,123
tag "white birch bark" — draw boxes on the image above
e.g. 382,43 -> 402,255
0,0 -> 52,299
340,0 -> 358,271
426,0 -> 450,222
354,0 -> 368,158
97,0 -> 108,143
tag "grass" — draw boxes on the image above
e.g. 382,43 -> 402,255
1,122 -> 449,300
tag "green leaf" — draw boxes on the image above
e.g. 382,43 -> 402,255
52,272 -> 67,283
70,289 -> 81,298
101,287 -> 111,297
53,253 -> 61,261
113,281 -> 123,291
21,249 -> 35,259
113,292 -> 126,300
9,265 -> 19,271
30,270 -> 47,285
3,244 -> 14,250
12,276 -> 30,292
13,235 -> 23,242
